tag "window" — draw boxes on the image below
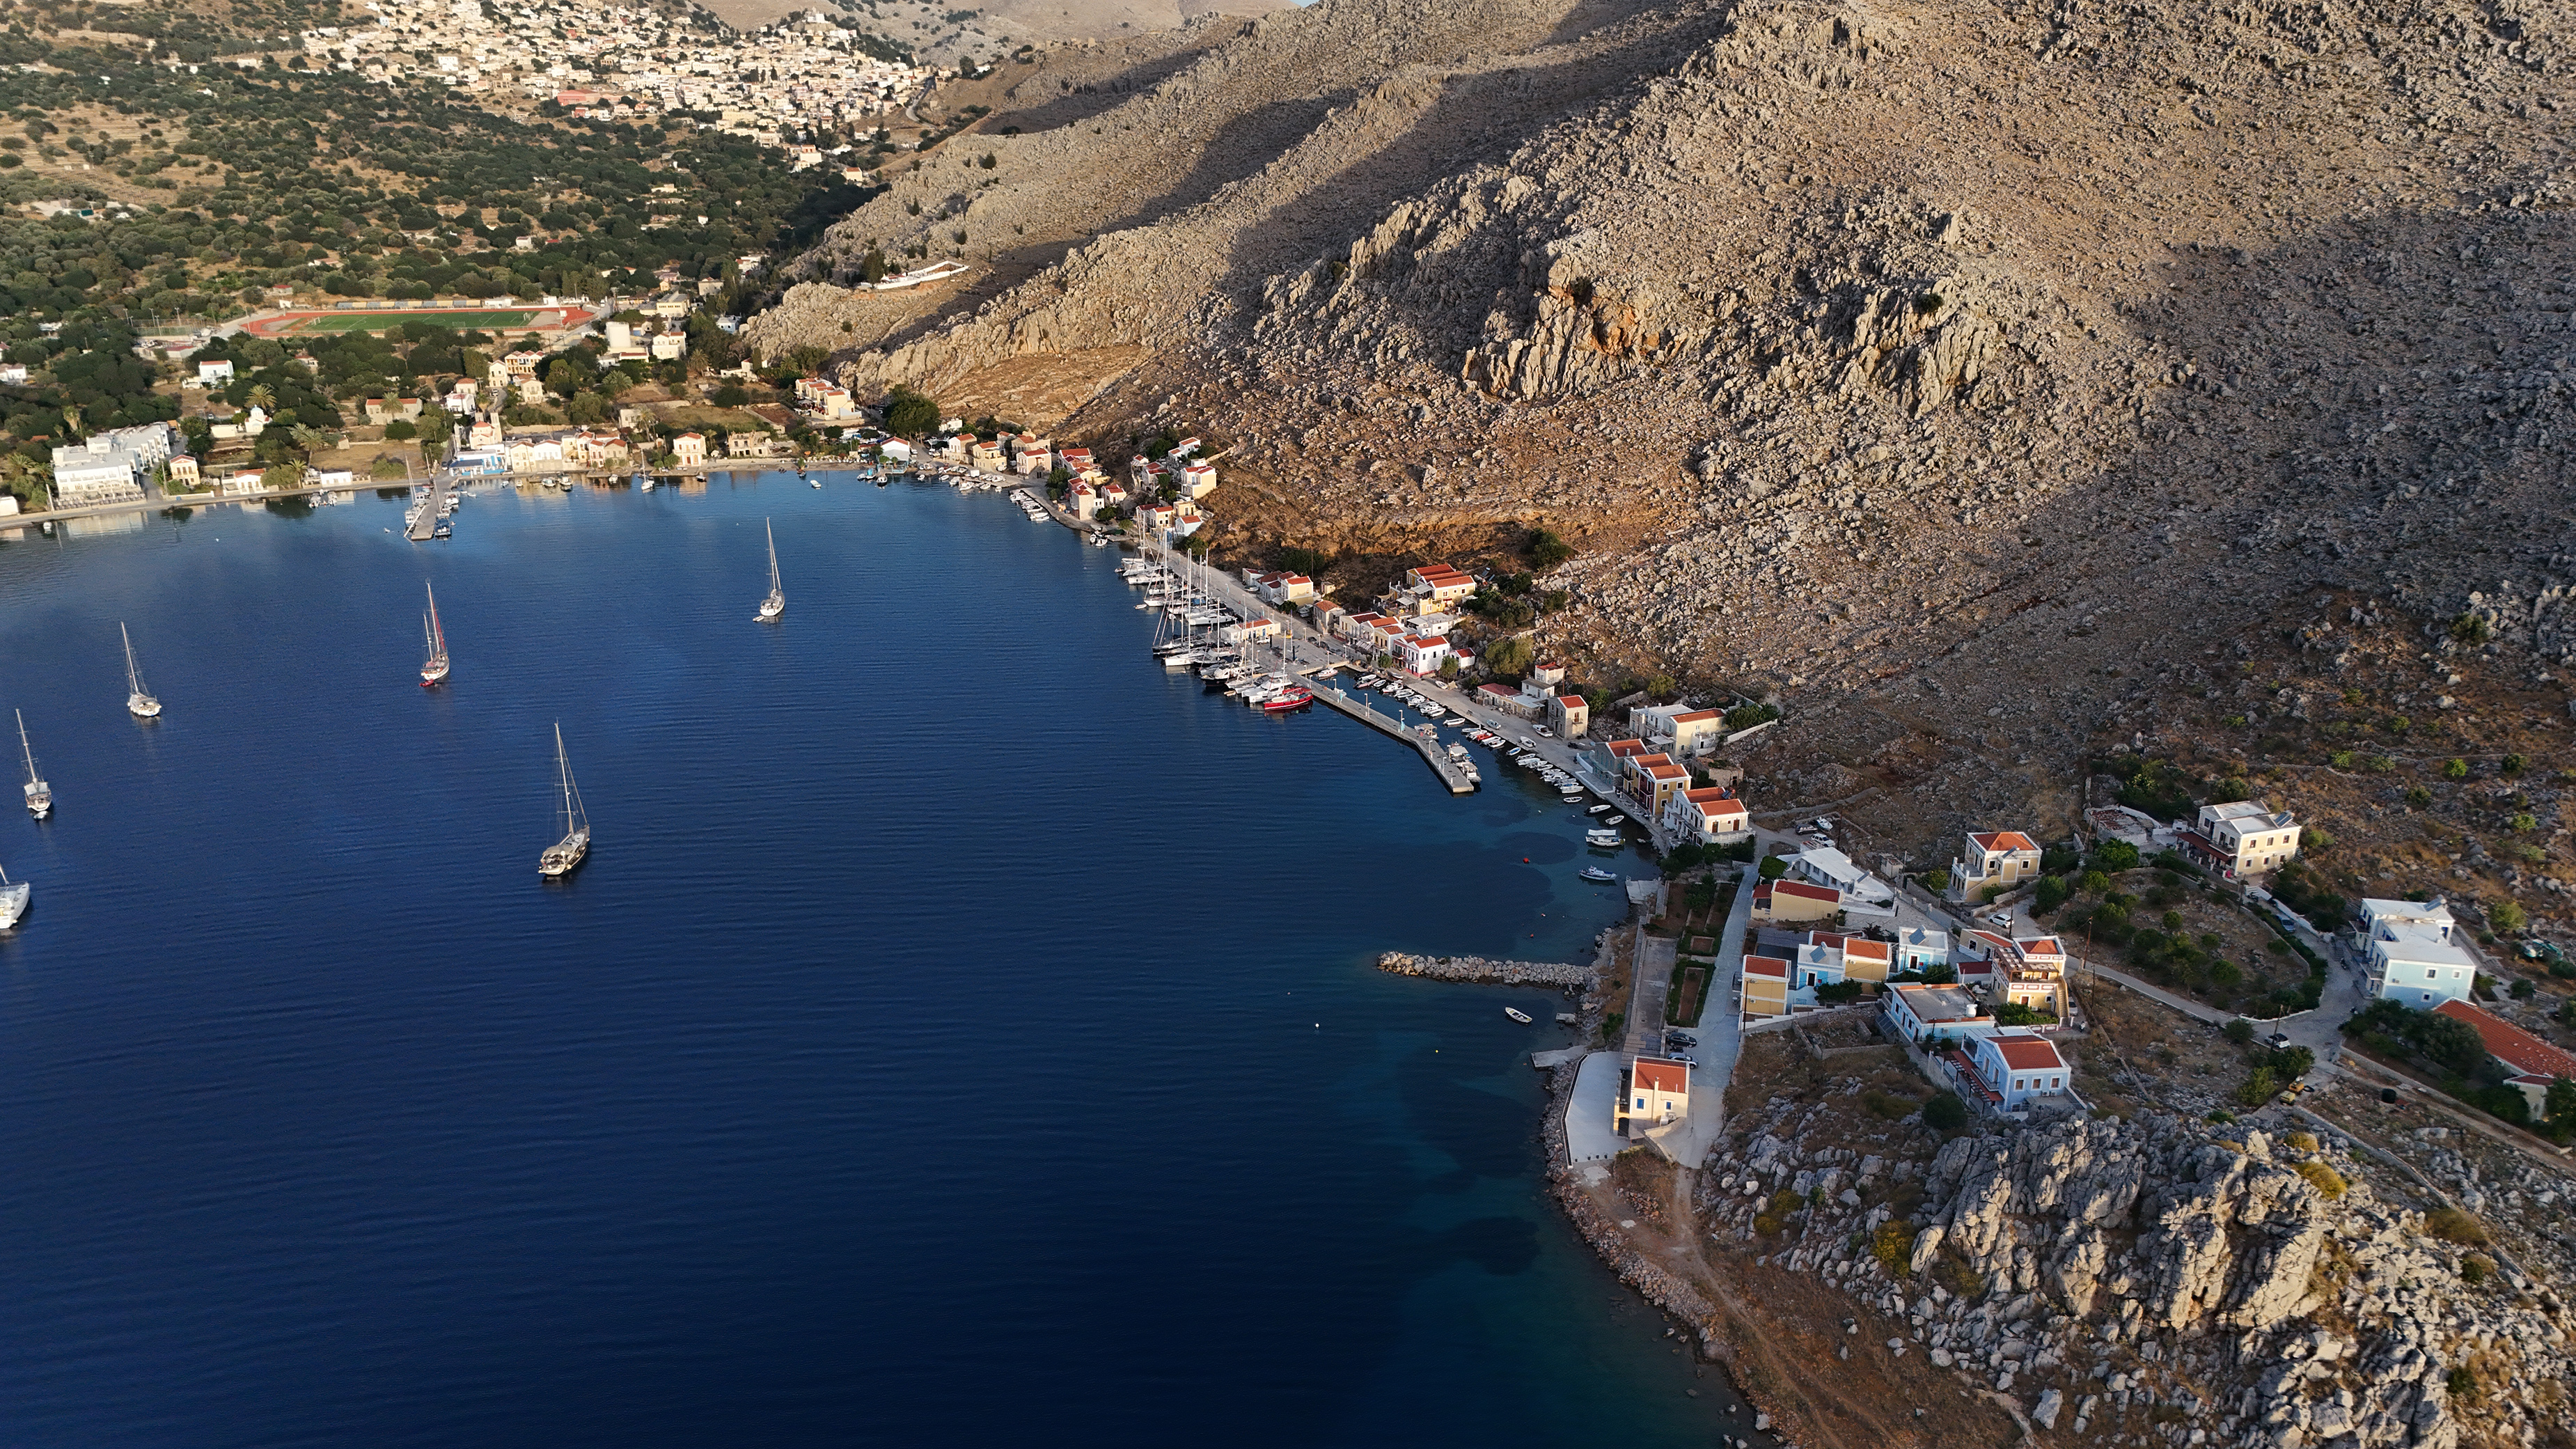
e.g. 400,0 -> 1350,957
1634,1096 -> 1645,1109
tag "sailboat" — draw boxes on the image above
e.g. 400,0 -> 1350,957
755,518 -> 785,622
420,581 -> 451,687
0,863 -> 25,930
538,723 -> 590,878
120,622 -> 159,719
17,710 -> 47,819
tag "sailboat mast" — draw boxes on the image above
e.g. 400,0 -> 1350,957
122,622 -> 139,691
17,710 -> 32,781
427,582 -> 446,655
556,723 -> 573,831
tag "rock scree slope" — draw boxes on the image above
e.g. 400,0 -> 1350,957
751,0 -> 2576,760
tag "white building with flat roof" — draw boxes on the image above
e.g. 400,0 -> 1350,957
49,438 -> 147,505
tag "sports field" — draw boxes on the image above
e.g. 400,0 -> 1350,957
291,308 -> 544,334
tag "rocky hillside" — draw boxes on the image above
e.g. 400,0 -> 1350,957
749,0 -> 2576,788
1707,1102 -> 2576,1449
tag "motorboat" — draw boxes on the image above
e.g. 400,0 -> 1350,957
1260,687 -> 1313,712
1585,829 -> 1625,848
1579,867 -> 1619,884
1587,804 -> 1612,814
1605,815 -> 1626,826
1504,1007 -> 1533,1024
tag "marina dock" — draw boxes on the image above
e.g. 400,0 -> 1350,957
406,476 -> 449,541
1310,684 -> 1478,794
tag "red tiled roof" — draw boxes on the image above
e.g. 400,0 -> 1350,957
1744,955 -> 1789,979
2435,1001 -> 2576,1082
1669,708 -> 1725,723
1768,880 -> 1839,904
1633,1058 -> 1690,1093
1608,739 -> 1650,758
1641,761 -> 1688,781
1972,831 -> 2042,853
1988,1035 -> 2065,1071
1843,939 -> 1892,964
2017,937 -> 2064,956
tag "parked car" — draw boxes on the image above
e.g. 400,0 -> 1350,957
1665,1031 -> 1697,1047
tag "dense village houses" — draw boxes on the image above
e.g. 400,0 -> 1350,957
2183,799 -> 2304,877
1947,829 -> 2044,903
2360,897 -> 2478,1007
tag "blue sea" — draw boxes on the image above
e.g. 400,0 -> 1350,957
0,478 -> 1740,1446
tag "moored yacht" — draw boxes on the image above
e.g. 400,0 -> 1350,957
0,863 -> 24,929
17,710 -> 47,820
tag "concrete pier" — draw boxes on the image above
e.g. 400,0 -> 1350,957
1309,685 -> 1477,793
405,476 -> 449,541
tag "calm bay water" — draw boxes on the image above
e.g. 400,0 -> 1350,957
0,479 -> 1738,1446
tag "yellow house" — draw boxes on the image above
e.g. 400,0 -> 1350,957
1754,879 -> 1840,925
1619,1056 -> 1691,1135
1742,954 -> 1790,1021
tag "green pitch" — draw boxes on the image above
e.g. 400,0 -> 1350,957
293,308 -> 546,333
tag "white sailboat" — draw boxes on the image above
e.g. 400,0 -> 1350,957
120,622 -> 159,719
755,518 -> 785,622
538,723 -> 590,878
420,581 -> 451,687
17,710 -> 47,819
0,863 -> 25,930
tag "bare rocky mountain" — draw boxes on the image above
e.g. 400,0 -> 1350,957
748,0 -> 2575,808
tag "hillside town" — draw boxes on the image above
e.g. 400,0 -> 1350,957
304,0 -> 932,166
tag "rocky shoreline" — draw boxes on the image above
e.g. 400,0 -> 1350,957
1374,951 -> 1592,987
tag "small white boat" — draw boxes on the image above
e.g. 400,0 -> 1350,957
1504,1007 -> 1532,1024
1579,866 -> 1618,884
1605,815 -> 1626,826
0,863 -> 24,929
1587,804 -> 1612,815
1585,829 -> 1624,848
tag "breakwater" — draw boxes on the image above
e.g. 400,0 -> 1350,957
1376,951 -> 1592,987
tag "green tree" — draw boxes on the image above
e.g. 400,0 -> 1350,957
2091,840 -> 2142,873
1483,634 -> 1536,677
1525,526 -> 1574,569
2547,1077 -> 2576,1123
861,247 -> 888,283
58,402 -> 81,439
2491,900 -> 2527,932
245,383 -> 278,413
383,419 -> 417,441
1923,869 -> 1949,893
1920,1092 -> 1967,1131
882,386 -> 938,437
2442,758 -> 2470,781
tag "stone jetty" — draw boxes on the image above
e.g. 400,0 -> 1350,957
1376,952 -> 1592,987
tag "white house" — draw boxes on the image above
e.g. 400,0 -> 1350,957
1892,925 -> 1950,976
1968,1031 -> 2071,1111
1398,634 -> 1452,676
197,359 -> 235,384
1884,982 -> 1995,1047
2360,897 -> 2477,1008
2188,800 -> 2302,877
